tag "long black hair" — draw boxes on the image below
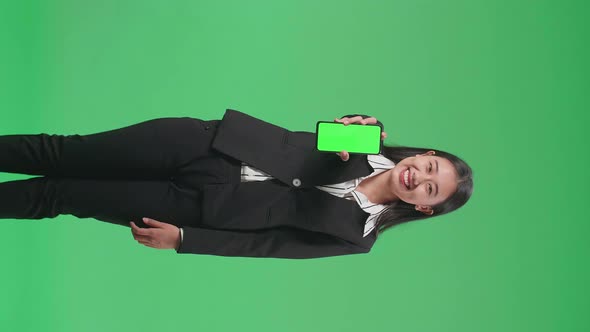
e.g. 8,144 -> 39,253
373,145 -> 474,237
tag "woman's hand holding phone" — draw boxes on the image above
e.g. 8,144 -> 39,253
333,116 -> 388,161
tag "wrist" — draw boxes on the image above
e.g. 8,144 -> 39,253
175,227 -> 183,251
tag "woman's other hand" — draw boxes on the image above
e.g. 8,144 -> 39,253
130,217 -> 181,250
333,116 -> 388,161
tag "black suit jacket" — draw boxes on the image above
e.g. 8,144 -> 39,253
176,109 -> 386,259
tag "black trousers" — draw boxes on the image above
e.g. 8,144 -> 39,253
0,117 -> 241,229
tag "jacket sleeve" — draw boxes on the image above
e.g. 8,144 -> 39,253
175,225 -> 371,259
340,114 -> 384,131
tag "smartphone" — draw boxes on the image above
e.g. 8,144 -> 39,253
315,121 -> 382,154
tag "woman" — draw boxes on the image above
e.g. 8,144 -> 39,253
0,109 -> 473,259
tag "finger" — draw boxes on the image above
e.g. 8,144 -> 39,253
363,117 -> 377,124
132,232 -> 152,243
138,240 -> 157,248
340,151 -> 349,161
130,222 -> 152,236
381,132 -> 387,140
130,221 -> 143,233
142,217 -> 163,227
130,221 -> 141,231
335,117 -> 350,125
358,117 -> 378,125
145,240 -> 163,249
347,116 -> 364,124
137,237 -> 157,245
132,232 -> 151,242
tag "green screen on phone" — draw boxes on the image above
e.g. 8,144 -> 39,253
316,121 -> 382,154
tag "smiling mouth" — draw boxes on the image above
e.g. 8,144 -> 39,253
400,168 -> 411,189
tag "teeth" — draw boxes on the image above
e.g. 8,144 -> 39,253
404,169 -> 409,188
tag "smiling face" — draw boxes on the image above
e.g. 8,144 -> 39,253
387,151 -> 459,214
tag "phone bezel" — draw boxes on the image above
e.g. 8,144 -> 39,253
315,121 -> 383,155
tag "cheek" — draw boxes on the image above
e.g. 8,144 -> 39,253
396,188 -> 416,203
402,188 -> 429,205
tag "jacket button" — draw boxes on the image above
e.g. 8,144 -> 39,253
204,125 -> 210,130
292,178 -> 301,187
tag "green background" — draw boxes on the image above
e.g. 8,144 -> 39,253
1,0 -> 588,331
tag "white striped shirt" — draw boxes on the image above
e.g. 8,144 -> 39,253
240,154 -> 395,237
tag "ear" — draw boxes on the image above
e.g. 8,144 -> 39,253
415,205 -> 434,215
415,150 -> 436,157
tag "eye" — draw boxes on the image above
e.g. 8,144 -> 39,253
428,184 -> 432,194
429,162 -> 433,173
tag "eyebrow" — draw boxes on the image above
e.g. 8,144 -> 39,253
435,160 -> 439,196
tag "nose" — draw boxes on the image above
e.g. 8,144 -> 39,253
413,171 -> 433,188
